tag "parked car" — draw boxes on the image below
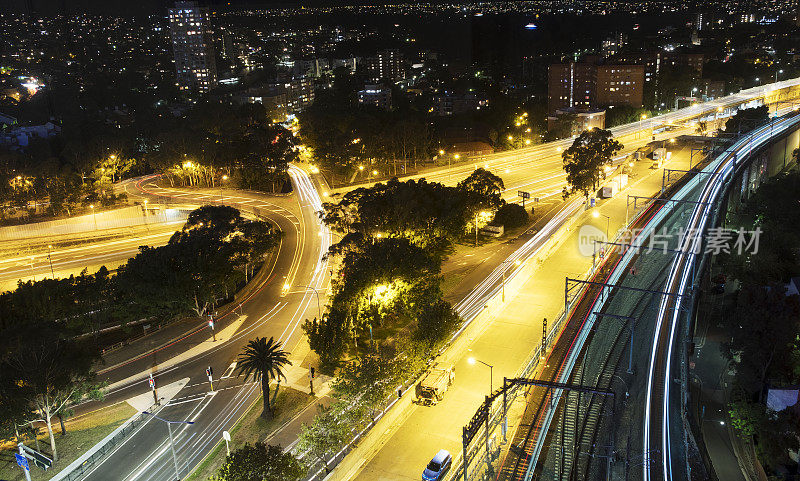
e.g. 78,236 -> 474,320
422,449 -> 452,481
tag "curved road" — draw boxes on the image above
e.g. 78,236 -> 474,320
69,166 -> 330,481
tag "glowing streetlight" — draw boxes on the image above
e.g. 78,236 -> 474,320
467,357 -> 494,393
454,154 -> 460,160
220,174 -> 228,203
525,139 -> 531,145
593,210 -> 610,239
439,149 -> 445,156
89,204 -> 97,230
507,135 -> 514,141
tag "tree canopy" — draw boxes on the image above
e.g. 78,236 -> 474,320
562,128 -> 623,196
322,177 -> 500,254
724,105 -> 770,134
212,442 -> 304,481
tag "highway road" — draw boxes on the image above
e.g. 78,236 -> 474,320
21,77 -> 798,481
0,226 -> 179,292
334,77 -> 800,206
65,165 -> 330,481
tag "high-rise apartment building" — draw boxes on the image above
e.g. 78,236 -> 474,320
364,49 -> 405,83
548,62 -> 644,114
595,65 -> 645,108
169,1 -> 217,94
548,63 -> 595,114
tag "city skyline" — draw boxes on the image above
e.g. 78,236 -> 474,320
1,1 -> 799,481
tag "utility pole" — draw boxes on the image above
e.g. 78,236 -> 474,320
46,245 -> 55,278
142,411 -> 195,481
541,317 -> 548,355
475,212 -> 479,247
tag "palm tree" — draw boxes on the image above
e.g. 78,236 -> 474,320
235,337 -> 292,419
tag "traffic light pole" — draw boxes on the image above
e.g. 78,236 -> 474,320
206,366 -> 214,392
208,316 -> 216,342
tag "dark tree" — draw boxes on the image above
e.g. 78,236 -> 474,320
457,168 -> 505,209
235,337 -> 292,419
492,203 -> 528,229
212,442 -> 304,481
562,129 -> 623,197
2,322 -> 102,461
724,105 -> 770,134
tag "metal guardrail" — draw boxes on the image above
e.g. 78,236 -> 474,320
49,402 -> 160,481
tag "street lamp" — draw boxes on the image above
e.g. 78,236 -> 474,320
46,245 -> 54,278
638,114 -> 647,139
141,411 -> 194,481
300,285 -> 322,320
89,204 -> 97,230
467,357 -> 494,393
500,259 -> 522,302
593,210 -> 611,239
220,174 -> 228,203
776,69 -> 784,83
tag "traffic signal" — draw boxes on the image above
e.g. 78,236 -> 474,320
206,366 -> 213,377
310,367 -> 315,379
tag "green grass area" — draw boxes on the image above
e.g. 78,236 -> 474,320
0,402 -> 137,481
186,387 -> 311,481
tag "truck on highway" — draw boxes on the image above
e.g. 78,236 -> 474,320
415,364 -> 456,406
